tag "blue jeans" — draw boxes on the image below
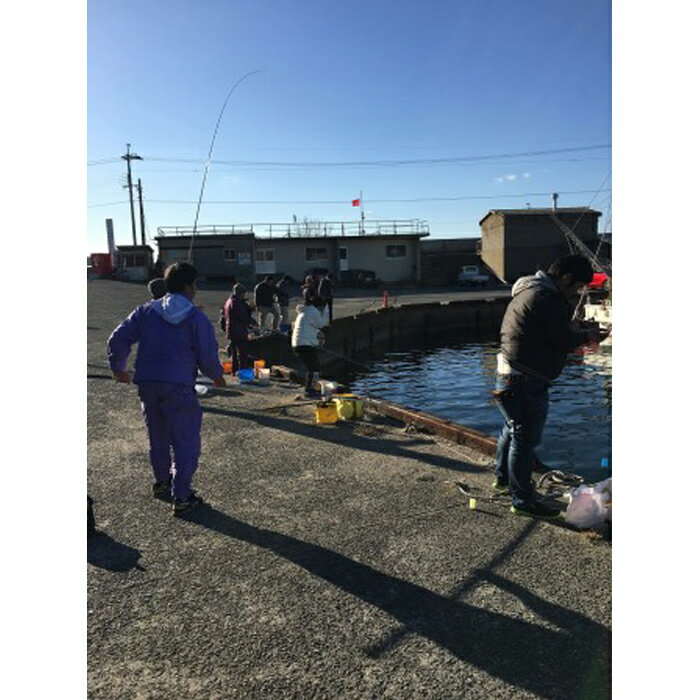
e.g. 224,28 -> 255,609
494,373 -> 550,507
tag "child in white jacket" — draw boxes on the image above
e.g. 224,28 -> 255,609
291,297 -> 330,396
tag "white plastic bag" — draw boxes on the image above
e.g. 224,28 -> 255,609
564,477 -> 612,529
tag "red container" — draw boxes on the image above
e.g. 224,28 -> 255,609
90,253 -> 113,276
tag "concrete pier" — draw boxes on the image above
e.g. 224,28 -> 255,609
87,280 -> 611,699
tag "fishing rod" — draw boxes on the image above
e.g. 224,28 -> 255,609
187,69 -> 263,263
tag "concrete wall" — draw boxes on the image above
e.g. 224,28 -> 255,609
480,216 -> 506,281
250,296 -> 510,378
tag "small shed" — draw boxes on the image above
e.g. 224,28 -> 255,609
479,207 -> 601,283
114,245 -> 154,282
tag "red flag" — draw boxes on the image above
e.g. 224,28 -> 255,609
352,198 -> 361,207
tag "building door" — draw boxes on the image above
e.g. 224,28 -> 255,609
255,248 -> 276,274
338,247 -> 349,272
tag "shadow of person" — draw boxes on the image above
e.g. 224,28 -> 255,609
87,531 -> 145,572
201,405 -> 483,475
182,506 -> 610,698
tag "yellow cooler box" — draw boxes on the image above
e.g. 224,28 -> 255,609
333,394 -> 364,420
315,401 -> 338,424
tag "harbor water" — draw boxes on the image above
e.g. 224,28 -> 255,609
349,341 -> 612,481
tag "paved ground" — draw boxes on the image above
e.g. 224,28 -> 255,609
87,280 -> 611,699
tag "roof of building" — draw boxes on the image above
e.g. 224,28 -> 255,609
479,207 -> 601,226
156,232 -> 428,246
115,244 -> 153,252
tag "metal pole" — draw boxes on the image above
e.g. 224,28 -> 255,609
137,179 -> 146,246
121,143 -> 142,246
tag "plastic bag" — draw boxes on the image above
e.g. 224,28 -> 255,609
564,477 -> 612,529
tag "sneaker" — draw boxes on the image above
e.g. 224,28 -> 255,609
510,502 -> 561,520
491,480 -> 509,491
172,492 -> 205,516
152,477 -> 173,500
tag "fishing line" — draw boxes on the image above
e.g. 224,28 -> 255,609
187,69 -> 263,263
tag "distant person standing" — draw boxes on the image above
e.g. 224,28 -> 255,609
107,262 -> 226,516
254,276 -> 280,332
301,275 -> 315,304
493,255 -> 609,520
318,272 -> 335,324
291,294 -> 329,397
275,275 -> 292,329
223,283 -> 257,374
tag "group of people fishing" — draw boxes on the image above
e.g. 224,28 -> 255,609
107,253 -> 609,520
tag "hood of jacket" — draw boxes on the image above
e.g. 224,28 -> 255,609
152,293 -> 195,325
511,270 -> 558,298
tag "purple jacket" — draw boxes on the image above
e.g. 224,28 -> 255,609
107,293 -> 223,386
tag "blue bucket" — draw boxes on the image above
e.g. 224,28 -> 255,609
237,368 -> 255,383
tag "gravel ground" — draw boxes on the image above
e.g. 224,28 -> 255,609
87,279 -> 611,699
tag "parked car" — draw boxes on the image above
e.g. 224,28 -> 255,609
339,269 -> 380,288
457,265 -> 489,287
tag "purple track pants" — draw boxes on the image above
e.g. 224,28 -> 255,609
137,382 -> 203,501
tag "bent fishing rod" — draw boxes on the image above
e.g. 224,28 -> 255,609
187,69 -> 263,263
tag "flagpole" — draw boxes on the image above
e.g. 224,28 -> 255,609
360,189 -> 365,235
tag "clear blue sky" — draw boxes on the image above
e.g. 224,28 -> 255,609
87,0 -> 611,254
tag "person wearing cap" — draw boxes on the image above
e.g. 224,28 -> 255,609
107,262 -> 226,516
291,294 -> 329,397
222,283 -> 257,374
253,276 -> 280,332
148,277 -> 167,300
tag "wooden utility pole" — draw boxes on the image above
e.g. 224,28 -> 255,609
137,178 -> 146,246
121,143 -> 143,246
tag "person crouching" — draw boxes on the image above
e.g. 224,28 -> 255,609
291,295 -> 329,397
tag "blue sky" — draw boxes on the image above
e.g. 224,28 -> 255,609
87,0 -> 612,253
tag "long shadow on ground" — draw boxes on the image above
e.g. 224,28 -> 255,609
201,405 -> 482,475
184,506 -> 610,699
87,531 -> 145,572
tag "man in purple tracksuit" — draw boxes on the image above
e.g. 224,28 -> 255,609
107,262 -> 226,516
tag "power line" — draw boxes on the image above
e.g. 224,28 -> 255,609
87,188 -> 611,209
88,144 -> 610,169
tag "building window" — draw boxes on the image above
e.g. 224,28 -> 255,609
255,249 -> 275,262
305,247 -> 328,261
223,249 -> 238,262
386,244 -> 406,258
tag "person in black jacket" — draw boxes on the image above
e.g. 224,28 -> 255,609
493,255 -> 609,519
254,276 -> 280,332
275,274 -> 292,330
318,273 -> 335,324
223,283 -> 257,374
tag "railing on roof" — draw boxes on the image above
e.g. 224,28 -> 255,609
156,219 -> 430,239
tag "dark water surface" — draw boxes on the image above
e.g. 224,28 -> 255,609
349,342 -> 612,481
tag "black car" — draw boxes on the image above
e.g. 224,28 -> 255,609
340,269 -> 380,288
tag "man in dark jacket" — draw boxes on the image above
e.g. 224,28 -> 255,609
107,262 -> 226,516
318,272 -> 335,324
254,276 -> 279,332
275,274 -> 292,329
223,283 -> 257,373
493,255 -> 609,519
